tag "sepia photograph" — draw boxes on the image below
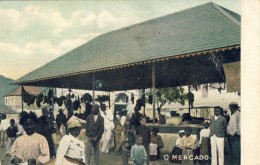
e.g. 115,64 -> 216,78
0,0 -> 257,165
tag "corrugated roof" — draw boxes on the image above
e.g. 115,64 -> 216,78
6,86 -> 42,96
16,2 -> 240,85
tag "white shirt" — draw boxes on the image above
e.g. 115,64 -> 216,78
55,134 -> 85,165
16,124 -> 26,136
199,128 -> 210,144
120,116 -> 126,126
94,115 -> 98,122
126,101 -> 133,118
175,137 -> 182,147
227,110 -> 240,136
1,119 -> 10,131
100,109 -> 114,130
214,115 -> 219,120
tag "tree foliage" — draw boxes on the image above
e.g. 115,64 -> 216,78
147,87 -> 187,115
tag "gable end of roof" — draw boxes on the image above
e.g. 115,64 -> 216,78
212,2 -> 241,27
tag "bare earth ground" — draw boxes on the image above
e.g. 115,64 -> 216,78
0,129 -> 232,165
0,145 -> 175,165
0,145 -> 232,165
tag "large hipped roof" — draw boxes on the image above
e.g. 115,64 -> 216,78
15,2 -> 240,91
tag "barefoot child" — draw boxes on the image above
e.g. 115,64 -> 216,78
6,119 -> 18,156
136,116 -> 151,164
130,135 -> 147,165
199,120 -> 210,165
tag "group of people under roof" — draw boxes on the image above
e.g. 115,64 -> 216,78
0,100 -> 240,165
170,102 -> 240,165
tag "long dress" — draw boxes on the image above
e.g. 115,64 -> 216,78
170,137 -> 183,163
181,135 -> 195,165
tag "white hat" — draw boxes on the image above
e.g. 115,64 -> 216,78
203,120 -> 210,124
179,130 -> 185,133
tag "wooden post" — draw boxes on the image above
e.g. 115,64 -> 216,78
152,63 -> 156,124
142,89 -> 146,116
108,92 -> 111,108
188,85 -> 191,116
21,85 -> 24,112
51,88 -> 55,129
92,73 -> 95,103
52,88 -> 55,111
68,88 -> 72,119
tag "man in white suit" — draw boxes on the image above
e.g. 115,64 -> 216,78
100,104 -> 114,154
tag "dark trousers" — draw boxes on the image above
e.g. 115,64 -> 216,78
230,135 -> 240,165
85,138 -> 100,165
143,143 -> 150,165
122,145 -> 130,165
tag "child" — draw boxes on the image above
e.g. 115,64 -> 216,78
169,130 -> 185,163
136,116 -> 151,164
199,120 -> 210,165
181,127 -> 196,165
6,119 -> 18,156
193,129 -> 201,165
130,135 -> 147,165
150,127 -> 164,160
122,121 -> 135,165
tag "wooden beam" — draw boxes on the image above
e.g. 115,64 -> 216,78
152,63 -> 156,124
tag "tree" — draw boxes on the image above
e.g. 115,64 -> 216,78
147,87 -> 187,115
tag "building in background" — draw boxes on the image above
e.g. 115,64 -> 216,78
4,86 -> 42,110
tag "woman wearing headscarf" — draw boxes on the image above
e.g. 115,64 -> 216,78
55,118 -> 85,165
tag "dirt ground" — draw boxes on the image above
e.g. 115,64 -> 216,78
0,144 -> 175,165
0,129 -> 232,165
0,144 -> 232,165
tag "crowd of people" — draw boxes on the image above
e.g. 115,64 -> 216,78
169,102 -> 240,165
0,101 -> 240,165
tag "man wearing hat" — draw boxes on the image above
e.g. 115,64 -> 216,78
227,102 -> 240,165
85,103 -> 104,165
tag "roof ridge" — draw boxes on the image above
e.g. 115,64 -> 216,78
212,3 -> 240,27
5,86 -> 21,97
106,2 -> 216,35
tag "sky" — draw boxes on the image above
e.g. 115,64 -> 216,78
0,0 -> 241,80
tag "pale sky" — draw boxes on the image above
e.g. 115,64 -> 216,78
0,0 -> 241,80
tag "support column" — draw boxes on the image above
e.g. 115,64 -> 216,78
152,63 -> 156,124
108,92 -> 111,108
21,85 -> 24,112
51,88 -> 55,129
52,88 -> 55,111
92,73 -> 95,103
188,85 -> 191,116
